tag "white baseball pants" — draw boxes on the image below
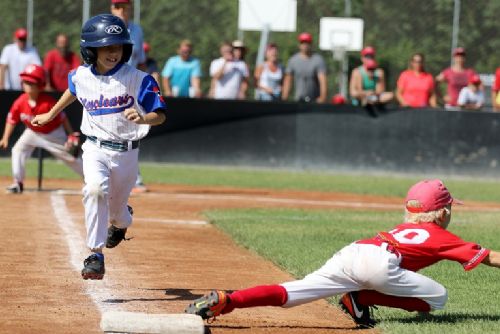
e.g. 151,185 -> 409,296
281,243 -> 447,310
11,126 -> 83,183
81,140 -> 138,250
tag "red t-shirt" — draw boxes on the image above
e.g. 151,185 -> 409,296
493,68 -> 500,92
357,222 -> 489,272
397,70 -> 435,107
441,67 -> 476,106
7,93 -> 65,134
43,49 -> 81,92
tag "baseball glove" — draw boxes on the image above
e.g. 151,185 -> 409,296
65,132 -> 82,158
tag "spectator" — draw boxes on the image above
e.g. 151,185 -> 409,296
0,28 -> 41,90
254,43 -> 283,101
161,39 -> 202,97
110,0 -> 146,69
231,40 -> 250,99
142,42 -> 161,85
436,47 -> 476,108
396,53 -> 437,108
492,67 -> 500,111
457,74 -> 484,110
43,33 -> 81,92
349,46 -> 393,106
209,41 -> 249,100
282,32 -> 327,103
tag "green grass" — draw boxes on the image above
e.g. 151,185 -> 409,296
207,208 -> 500,334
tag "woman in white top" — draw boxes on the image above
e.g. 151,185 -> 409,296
254,44 -> 283,101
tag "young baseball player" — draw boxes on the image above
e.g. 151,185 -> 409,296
0,64 -> 83,193
185,179 -> 500,328
31,14 -> 166,280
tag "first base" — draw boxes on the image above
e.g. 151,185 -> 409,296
100,311 -> 205,334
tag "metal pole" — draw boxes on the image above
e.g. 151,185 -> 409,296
341,0 -> 352,97
134,0 -> 141,25
27,0 -> 33,47
255,24 -> 270,67
344,0 -> 352,16
450,0 -> 461,65
82,0 -> 90,25
37,148 -> 43,191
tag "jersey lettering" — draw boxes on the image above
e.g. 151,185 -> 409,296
389,228 -> 430,245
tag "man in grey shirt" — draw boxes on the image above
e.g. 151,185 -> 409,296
282,32 -> 327,103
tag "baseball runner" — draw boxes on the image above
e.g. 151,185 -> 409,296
31,14 -> 166,280
186,179 -> 500,328
0,64 -> 83,193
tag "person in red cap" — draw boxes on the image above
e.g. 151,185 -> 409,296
0,64 -> 83,193
396,53 -> 437,108
282,32 -> 327,103
43,34 -> 81,92
492,67 -> 500,111
0,28 -> 41,90
436,47 -> 477,108
185,179 -> 500,329
457,74 -> 484,110
349,46 -> 393,106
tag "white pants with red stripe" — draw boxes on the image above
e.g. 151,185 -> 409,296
281,243 -> 447,310
81,140 -> 138,250
11,126 -> 83,183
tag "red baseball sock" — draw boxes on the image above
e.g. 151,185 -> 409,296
358,290 -> 431,312
223,285 -> 288,314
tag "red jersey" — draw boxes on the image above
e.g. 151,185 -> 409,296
493,68 -> 500,92
441,67 -> 476,106
43,49 -> 81,92
357,222 -> 489,272
397,70 -> 435,107
7,93 -> 65,134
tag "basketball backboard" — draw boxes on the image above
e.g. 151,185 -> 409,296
319,17 -> 364,51
238,0 -> 297,32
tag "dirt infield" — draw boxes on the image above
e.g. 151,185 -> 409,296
2,177 -> 500,334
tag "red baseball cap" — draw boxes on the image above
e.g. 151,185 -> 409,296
364,58 -> 377,70
453,47 -> 466,56
331,94 -> 346,105
14,28 -> 28,40
405,179 -> 461,213
361,46 -> 376,57
469,74 -> 481,85
143,42 -> 151,53
298,32 -> 313,43
111,0 -> 130,4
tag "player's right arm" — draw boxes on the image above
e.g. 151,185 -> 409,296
31,89 -> 76,126
0,122 -> 15,149
482,250 -> 500,268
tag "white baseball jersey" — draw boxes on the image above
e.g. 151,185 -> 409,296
68,63 -> 165,141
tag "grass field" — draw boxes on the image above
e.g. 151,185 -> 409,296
2,158 -> 500,333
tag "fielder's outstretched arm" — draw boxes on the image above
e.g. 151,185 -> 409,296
31,89 -> 77,126
482,250 -> 500,268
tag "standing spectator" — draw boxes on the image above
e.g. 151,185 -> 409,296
350,46 -> 393,106
43,34 -> 81,92
435,47 -> 476,108
209,41 -> 249,100
396,53 -> 437,108
254,43 -> 283,101
110,0 -> 146,70
457,75 -> 484,110
161,39 -> 202,98
282,32 -> 327,103
492,67 -> 500,111
232,40 -> 250,99
0,28 -> 41,90
142,42 -> 160,85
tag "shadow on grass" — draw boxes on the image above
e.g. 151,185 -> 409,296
387,312 -> 500,324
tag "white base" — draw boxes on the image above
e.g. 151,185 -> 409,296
100,311 -> 205,334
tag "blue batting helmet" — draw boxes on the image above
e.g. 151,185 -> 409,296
80,14 -> 133,65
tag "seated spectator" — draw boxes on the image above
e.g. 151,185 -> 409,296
457,74 -> 484,110
143,42 -> 161,85
282,32 -> 327,103
492,67 -> 500,111
209,41 -> 249,100
254,43 -> 283,101
43,33 -> 81,92
436,47 -> 476,108
349,46 -> 393,106
396,53 -> 436,108
161,39 -> 202,97
0,28 -> 41,90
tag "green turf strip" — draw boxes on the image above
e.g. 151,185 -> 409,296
207,208 -> 500,334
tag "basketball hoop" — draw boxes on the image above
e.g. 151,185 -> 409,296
333,47 -> 346,61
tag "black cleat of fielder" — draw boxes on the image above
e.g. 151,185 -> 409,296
106,205 -> 133,248
81,253 -> 105,280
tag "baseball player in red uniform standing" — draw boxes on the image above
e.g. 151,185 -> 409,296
0,64 -> 83,193
186,179 -> 500,328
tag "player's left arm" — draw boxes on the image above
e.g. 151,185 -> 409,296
482,250 -> 500,268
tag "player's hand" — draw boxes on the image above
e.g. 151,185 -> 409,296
0,138 -> 8,149
31,114 -> 52,126
124,108 -> 145,124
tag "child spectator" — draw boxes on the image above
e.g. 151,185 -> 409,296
457,74 -> 484,110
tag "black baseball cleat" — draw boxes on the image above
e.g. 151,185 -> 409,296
106,205 -> 133,248
81,254 -> 105,280
339,292 -> 377,328
6,182 -> 23,194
